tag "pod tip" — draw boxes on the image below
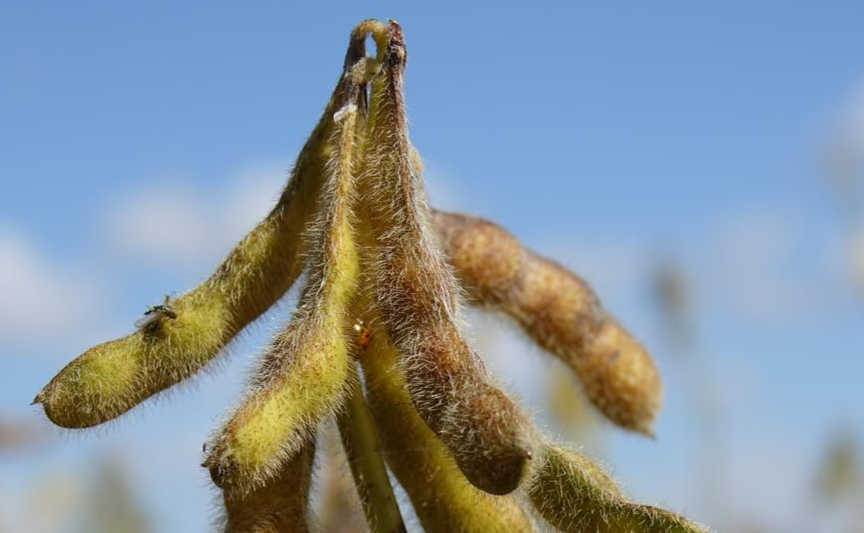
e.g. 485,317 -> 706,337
31,391 -> 45,406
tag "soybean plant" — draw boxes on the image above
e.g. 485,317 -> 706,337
36,19 -> 708,533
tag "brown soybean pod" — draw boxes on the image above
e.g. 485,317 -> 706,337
222,444 -> 315,533
33,39 -> 373,430
432,210 -> 662,435
527,444 -> 708,533
361,21 -> 533,495
358,307 -> 536,533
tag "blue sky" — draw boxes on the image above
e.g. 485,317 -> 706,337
3,1 -> 864,532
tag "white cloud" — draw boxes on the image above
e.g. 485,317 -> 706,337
0,226 -> 103,344
539,238 -> 651,304
850,225 -> 864,296
703,208 -> 807,323
103,183 -> 215,268
701,207 -> 847,326
102,164 -> 287,273
223,163 -> 287,240
0,163 -> 288,351
840,84 -> 864,151
1,469 -> 84,533
824,82 -> 864,202
721,438 -> 820,532
422,163 -> 477,213
530,205 -> 843,328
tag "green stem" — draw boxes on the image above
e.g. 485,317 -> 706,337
336,362 -> 406,533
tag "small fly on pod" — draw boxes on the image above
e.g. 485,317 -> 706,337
134,295 -> 178,335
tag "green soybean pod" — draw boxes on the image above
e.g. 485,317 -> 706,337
34,25 -> 375,430
527,444 -> 708,533
203,60 -> 368,495
221,443 -> 315,533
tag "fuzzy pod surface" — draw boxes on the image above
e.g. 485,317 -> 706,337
33,17 -> 709,533
527,444 -> 708,533
359,308 -> 536,533
222,443 -> 315,533
433,210 -> 662,435
204,64 -> 367,494
31,54 -> 370,430
360,21 -> 534,496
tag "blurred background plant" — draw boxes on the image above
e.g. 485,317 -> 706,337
3,2 -> 864,532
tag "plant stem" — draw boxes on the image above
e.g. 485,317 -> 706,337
337,361 -> 406,533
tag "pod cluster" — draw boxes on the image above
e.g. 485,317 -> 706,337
35,19 -> 708,533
